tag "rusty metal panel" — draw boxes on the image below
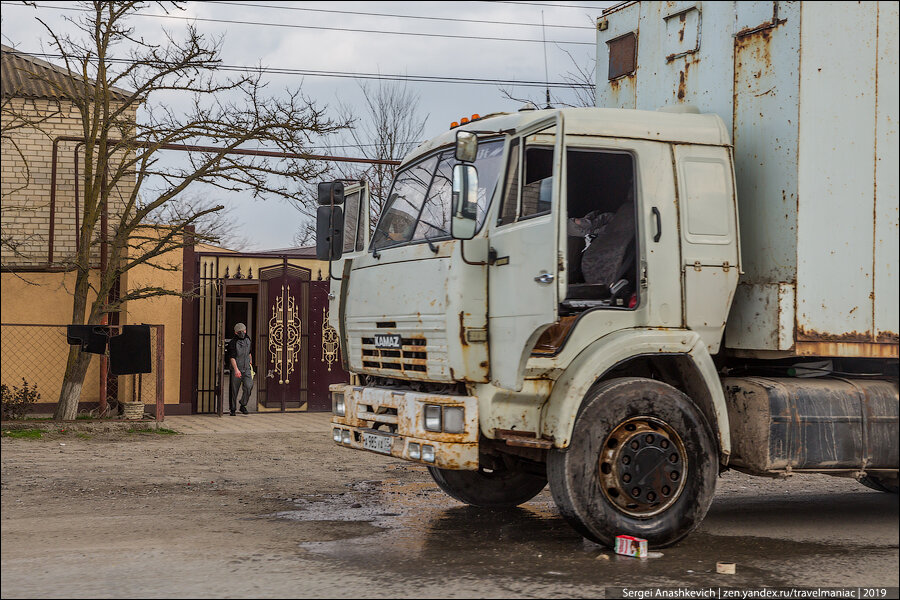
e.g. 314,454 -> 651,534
633,2 -> 736,129
875,3 -> 900,344
796,2 -> 878,342
598,1 -> 898,356
725,283 -> 796,351
733,1 -> 800,286
596,2 -> 639,109
722,377 -> 899,473
608,32 -> 637,81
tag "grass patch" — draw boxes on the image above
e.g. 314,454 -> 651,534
75,414 -> 94,420
76,432 -> 92,440
2,429 -> 43,439
126,427 -> 178,435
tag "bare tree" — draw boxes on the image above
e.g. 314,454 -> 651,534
500,45 -> 596,109
2,1 -> 346,420
294,79 -> 428,245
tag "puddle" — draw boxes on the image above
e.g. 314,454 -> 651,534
265,477 -> 898,588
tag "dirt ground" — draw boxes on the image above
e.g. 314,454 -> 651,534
1,424 -> 898,598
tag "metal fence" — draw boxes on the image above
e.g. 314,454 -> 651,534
0,323 -> 165,420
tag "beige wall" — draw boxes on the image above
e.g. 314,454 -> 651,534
120,227 -> 186,406
0,226 -> 188,409
0,270 -> 103,404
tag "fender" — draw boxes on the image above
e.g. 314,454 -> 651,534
539,327 -> 731,462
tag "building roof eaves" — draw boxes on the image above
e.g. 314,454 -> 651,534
1,45 -> 133,102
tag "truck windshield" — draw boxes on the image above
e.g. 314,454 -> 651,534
372,139 -> 505,250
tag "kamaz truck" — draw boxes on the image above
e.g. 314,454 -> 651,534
319,1 -> 899,547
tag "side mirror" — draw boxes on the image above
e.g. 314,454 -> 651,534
317,181 -> 344,205
316,204 -> 344,260
455,131 -> 478,163
451,164 -> 478,240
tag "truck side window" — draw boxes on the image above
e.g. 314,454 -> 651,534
497,139 -> 520,226
562,149 -> 638,311
520,146 -> 554,219
343,190 -> 362,253
372,155 -> 438,249
414,152 -> 454,240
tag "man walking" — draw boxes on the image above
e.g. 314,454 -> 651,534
227,322 -> 253,416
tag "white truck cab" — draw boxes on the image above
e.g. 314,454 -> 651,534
322,1 -> 898,548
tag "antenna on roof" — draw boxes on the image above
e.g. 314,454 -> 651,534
542,11 -> 551,109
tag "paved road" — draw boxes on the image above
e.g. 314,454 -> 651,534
2,415 -> 897,598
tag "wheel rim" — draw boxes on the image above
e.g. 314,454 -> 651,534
598,416 -> 688,518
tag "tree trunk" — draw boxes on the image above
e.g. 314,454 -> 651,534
54,346 -> 94,421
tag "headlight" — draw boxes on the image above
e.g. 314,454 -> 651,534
408,442 -> 421,460
341,429 -> 351,444
333,393 -> 345,417
443,407 -> 465,434
332,428 -> 342,443
424,404 -> 442,432
422,445 -> 435,463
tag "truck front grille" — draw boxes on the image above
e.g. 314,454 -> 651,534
361,337 -> 428,374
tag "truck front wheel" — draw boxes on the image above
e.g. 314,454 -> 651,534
428,462 -> 547,508
859,474 -> 899,494
547,377 -> 718,548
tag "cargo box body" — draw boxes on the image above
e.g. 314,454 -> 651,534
596,1 -> 899,358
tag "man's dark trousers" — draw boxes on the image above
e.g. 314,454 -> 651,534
229,372 -> 253,413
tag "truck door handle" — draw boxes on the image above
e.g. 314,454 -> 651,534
652,207 -> 662,242
534,272 -> 555,284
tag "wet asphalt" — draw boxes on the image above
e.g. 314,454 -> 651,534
276,472 -> 900,591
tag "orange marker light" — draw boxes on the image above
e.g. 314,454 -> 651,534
471,114 -> 480,120
450,121 -> 459,128
460,117 -> 469,124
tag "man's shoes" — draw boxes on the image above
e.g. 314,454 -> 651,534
229,411 -> 236,416
239,406 -> 249,415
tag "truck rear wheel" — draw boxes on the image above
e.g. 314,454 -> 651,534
428,463 -> 547,508
547,377 -> 718,548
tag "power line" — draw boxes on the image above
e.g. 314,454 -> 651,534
206,1 -> 594,30
485,1 -> 611,9
13,50 -> 590,89
13,2 -> 595,46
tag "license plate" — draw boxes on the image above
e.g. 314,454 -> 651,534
362,432 -> 393,455
374,334 -> 402,350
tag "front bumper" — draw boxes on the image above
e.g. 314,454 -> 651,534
329,383 -> 479,470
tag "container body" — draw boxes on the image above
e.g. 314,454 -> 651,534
596,1 -> 899,358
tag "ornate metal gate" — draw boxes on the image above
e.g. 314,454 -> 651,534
196,254 -> 348,413
259,263 -> 310,410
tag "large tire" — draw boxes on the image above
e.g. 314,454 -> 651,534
859,474 -> 899,494
428,463 -> 547,508
547,377 -> 718,548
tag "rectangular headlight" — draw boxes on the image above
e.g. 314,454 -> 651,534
333,393 -> 345,416
443,406 -> 465,434
422,444 -> 435,463
332,428 -> 342,443
341,429 -> 351,444
424,404 -> 442,432
408,442 -> 421,460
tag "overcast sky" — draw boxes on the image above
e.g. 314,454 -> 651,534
1,1 -> 613,250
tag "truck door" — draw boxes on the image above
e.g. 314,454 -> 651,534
673,144 -> 740,353
328,182 -> 369,352
488,115 -> 564,391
